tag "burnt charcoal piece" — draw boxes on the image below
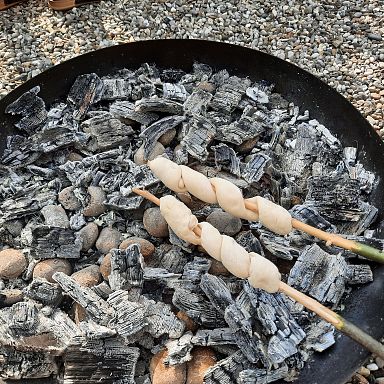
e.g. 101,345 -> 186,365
156,246 -> 189,274
168,227 -> 195,253
140,115 -> 186,159
290,205 -> 335,233
303,320 -> 335,352
162,82 -> 188,102
204,350 -> 254,384
160,68 -> 186,83
305,176 -> 361,222
246,84 -> 270,104
258,229 -> 300,260
191,328 -> 237,346
236,231 -> 265,256
243,153 -> 272,184
288,244 -> 347,306
30,226 -> 82,259
105,194 -> 144,211
213,143 -> 241,177
81,112 -> 133,152
216,106 -> 266,145
0,135 -> 40,168
173,288 -> 226,328
8,301 -> 38,335
136,98 -> 184,115
107,290 -> 147,338
63,339 -> 140,384
5,86 -> 47,134
356,162 -> 376,193
238,365 -> 289,384
181,115 -> 216,161
309,119 -> 341,149
164,332 -> 194,365
101,78 -> 132,100
24,278 -> 62,306
109,245 -> 144,300
53,272 -> 114,325
181,257 -> 212,291
346,264 -> 373,285
184,89 -> 213,116
210,76 -> 251,112
67,73 -> 104,120
110,100 -> 159,125
0,345 -> 58,380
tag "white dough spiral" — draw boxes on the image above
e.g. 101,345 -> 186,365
159,195 -> 281,293
149,157 -> 292,235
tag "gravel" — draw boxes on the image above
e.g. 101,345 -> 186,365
0,0 -> 383,381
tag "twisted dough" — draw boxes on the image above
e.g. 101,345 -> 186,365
149,157 -> 292,235
160,196 -> 281,293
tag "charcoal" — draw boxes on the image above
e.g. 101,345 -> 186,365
174,143 -> 189,164
110,100 -> 159,125
78,319 -> 116,340
236,231 -> 265,256
5,86 -> 47,134
309,119 -> 341,149
53,272 -> 114,325
168,227 -> 195,253
191,328 -> 237,346
92,281 -> 113,299
290,204 -> 335,233
8,301 -> 38,335
288,244 -> 347,306
136,97 -> 184,115
246,85 -> 270,104
107,290 -> 147,338
140,115 -> 185,159
243,153 -> 272,184
81,112 -> 133,152
164,332 -> 194,365
356,162 -> 376,193
213,143 -> 241,177
210,76 -> 251,112
156,246 -> 189,274
0,135 -> 40,168
172,288 -> 226,328
181,257 -> 212,291
258,229 -> 300,260
101,78 -> 132,100
24,278 -> 62,306
109,245 -> 144,300
184,88 -> 213,116
67,73 -> 104,120
181,115 -> 216,161
216,106 -> 266,145
30,226 -> 82,259
238,365 -> 289,384
63,339 -> 139,384
303,320 -> 335,352
144,267 -> 181,281
160,68 -> 186,83
203,350 -> 254,384
346,264 -> 373,285
162,82 -> 188,101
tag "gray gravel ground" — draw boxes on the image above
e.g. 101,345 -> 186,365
0,0 -> 383,382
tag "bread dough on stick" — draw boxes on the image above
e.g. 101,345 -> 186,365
159,195 -> 201,245
148,157 -> 187,193
210,177 -> 259,221
248,252 -> 281,293
199,222 -> 223,261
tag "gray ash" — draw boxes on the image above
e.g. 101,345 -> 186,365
0,63 -> 380,383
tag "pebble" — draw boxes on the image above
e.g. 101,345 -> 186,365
33,259 -> 72,283
119,237 -> 155,258
78,222 -> 99,251
83,186 -> 106,217
359,367 -> 370,377
71,265 -> 101,287
367,363 -> 379,371
375,378 -> 384,384
206,210 -> 242,236
134,142 -> 165,165
158,128 -> 177,146
176,311 -> 198,333
67,152 -> 83,162
352,374 -> 369,384
186,347 -> 216,384
143,207 -> 169,238
100,253 -> 111,280
95,227 -> 121,254
376,357 -> 384,369
0,249 -> 27,279
150,349 -> 186,384
41,205 -> 70,228
58,186 -> 81,211
208,259 -> 230,276
0,289 -> 24,306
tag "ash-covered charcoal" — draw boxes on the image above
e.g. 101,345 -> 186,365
136,97 -> 184,115
181,114 -> 216,161
8,301 -> 38,335
258,229 -> 300,260
24,278 -> 62,306
110,100 -> 159,125
109,245 -> 144,299
0,135 -> 40,168
184,88 -> 213,116
168,227 -> 195,253
346,264 -> 373,285
303,320 -> 335,353
63,339 -> 139,384
100,77 -> 132,100
238,364 -> 290,384
30,226 -> 82,259
164,332 -> 194,365
245,82 -> 271,104
210,76 -> 251,112
290,205 -> 335,233
140,115 -> 185,159
309,119 -> 341,150
355,162 -> 376,193
191,328 -> 237,347
162,82 -> 189,102
67,73 -> 104,120
155,245 -> 190,274
213,143 -> 241,177
160,68 -> 186,83
81,112 -> 133,152
288,244 -> 347,307
5,86 -> 48,134
181,257 -> 212,291
242,153 -> 272,184
236,231 -> 265,256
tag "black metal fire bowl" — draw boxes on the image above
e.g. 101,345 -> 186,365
0,39 -> 383,384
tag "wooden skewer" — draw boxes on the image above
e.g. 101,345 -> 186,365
133,187 -> 384,359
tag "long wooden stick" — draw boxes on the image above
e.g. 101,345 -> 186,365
133,188 -> 384,359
